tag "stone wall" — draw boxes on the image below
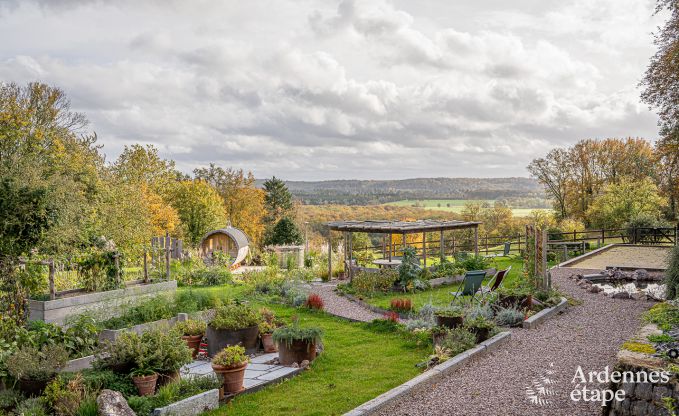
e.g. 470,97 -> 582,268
603,363 -> 678,416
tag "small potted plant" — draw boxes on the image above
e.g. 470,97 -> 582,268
434,305 -> 464,329
176,320 -> 207,358
272,317 -> 323,366
258,308 -> 283,353
207,303 -> 261,356
211,345 -> 249,394
130,367 -> 158,397
6,345 -> 68,396
464,316 -> 496,343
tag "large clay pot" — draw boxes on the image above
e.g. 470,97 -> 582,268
212,363 -> 247,394
207,325 -> 259,356
470,327 -> 491,343
435,315 -> 463,329
132,374 -> 158,397
18,377 -> 51,397
278,340 -> 317,365
261,333 -> 277,353
182,335 -> 202,358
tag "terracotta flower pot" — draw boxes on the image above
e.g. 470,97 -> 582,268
435,315 -> 463,329
261,333 -> 277,353
132,374 -> 158,397
212,362 -> 247,394
182,335 -> 203,358
278,340 -> 316,366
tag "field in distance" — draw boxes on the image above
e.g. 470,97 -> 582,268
383,199 -> 552,217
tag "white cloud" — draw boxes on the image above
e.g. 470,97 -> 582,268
0,0 -> 663,179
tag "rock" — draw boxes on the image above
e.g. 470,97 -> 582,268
612,292 -> 632,299
300,360 -> 310,369
653,385 -> 671,404
634,383 -> 654,401
291,362 -> 299,368
631,400 -> 648,416
590,285 -> 602,293
97,390 -> 135,416
632,269 -> 650,281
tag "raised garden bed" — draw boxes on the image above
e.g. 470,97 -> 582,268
29,280 -> 177,325
98,310 -> 213,343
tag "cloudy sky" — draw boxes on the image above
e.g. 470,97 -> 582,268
0,0 -> 665,180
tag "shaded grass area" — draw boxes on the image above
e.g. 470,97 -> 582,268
207,307 -> 429,416
360,256 -> 525,311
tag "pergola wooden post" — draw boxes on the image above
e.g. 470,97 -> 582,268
422,231 -> 427,267
439,230 -> 445,261
348,231 -> 353,282
327,231 -> 332,280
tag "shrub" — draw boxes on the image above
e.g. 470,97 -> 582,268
648,333 -> 674,343
305,293 -> 324,310
465,304 -> 494,321
351,270 -> 397,294
6,345 -> 68,381
62,370 -> 136,398
390,298 -> 412,312
44,373 -> 87,416
384,311 -> 400,322
272,318 -> 323,347
0,389 -> 22,411
665,245 -> 679,300
644,303 -> 679,330
622,342 -> 656,354
174,320 -> 207,336
432,259 -> 465,279
495,307 -> 524,327
212,345 -> 249,368
397,247 -> 429,291
464,316 -> 496,331
75,398 -> 98,416
459,255 -> 489,271
139,328 -> 193,373
14,398 -> 47,416
435,305 -> 464,318
209,303 -> 261,330
440,328 -> 476,355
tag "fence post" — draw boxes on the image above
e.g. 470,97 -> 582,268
484,233 -> 488,255
601,229 -> 605,247
143,250 -> 149,283
48,259 -> 56,300
165,232 -> 171,280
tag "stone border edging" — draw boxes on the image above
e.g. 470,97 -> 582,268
342,331 -> 512,416
522,297 -> 568,329
61,354 -> 97,373
153,388 -> 220,416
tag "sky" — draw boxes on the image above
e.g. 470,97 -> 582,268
0,0 -> 665,180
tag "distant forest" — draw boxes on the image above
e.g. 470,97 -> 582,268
254,177 -> 546,205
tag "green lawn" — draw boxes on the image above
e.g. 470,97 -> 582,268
361,256 -> 525,311
208,307 -> 429,416
383,199 -> 551,217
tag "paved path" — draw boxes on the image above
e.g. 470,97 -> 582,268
375,267 -> 654,416
309,282 -> 383,322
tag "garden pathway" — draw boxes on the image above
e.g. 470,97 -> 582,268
374,267 -> 654,416
309,282 -> 383,322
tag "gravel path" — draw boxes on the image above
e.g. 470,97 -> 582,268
375,267 -> 655,416
309,283 -> 383,322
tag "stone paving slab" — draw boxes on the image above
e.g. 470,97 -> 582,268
180,353 -> 300,393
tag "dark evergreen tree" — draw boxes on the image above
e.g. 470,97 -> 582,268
265,217 -> 302,246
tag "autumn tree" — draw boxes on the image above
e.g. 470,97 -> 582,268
641,0 -> 679,220
586,178 -> 666,229
193,164 -> 266,245
527,148 -> 570,219
170,180 -> 226,246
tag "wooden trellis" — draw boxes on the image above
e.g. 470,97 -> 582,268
525,225 -> 549,290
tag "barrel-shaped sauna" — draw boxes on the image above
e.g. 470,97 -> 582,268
199,226 -> 249,268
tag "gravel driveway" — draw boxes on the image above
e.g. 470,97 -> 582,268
310,282 -> 383,322
374,267 -> 654,416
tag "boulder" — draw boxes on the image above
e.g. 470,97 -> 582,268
97,390 -> 135,416
612,291 -> 631,300
632,269 -> 649,281
590,285 -> 602,293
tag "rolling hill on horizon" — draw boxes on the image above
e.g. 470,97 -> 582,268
256,177 -> 546,205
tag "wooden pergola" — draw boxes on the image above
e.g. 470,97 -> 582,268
325,219 -> 481,280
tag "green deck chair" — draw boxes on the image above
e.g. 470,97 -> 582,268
450,270 -> 486,303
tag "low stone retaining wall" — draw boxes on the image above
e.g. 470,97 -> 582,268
343,331 -> 512,416
153,389 -> 220,416
603,363 -> 679,416
522,297 -> 568,329
29,280 -> 177,325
